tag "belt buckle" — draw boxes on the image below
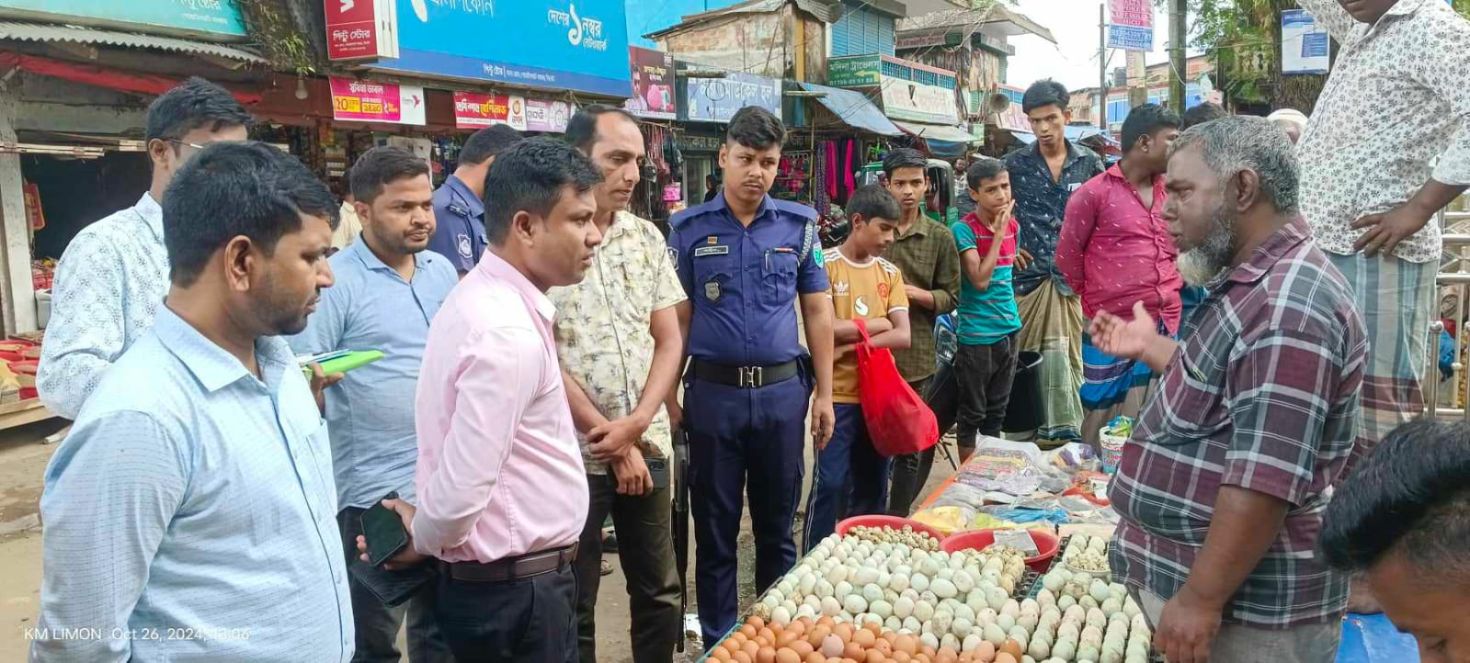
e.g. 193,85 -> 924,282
738,365 -> 764,389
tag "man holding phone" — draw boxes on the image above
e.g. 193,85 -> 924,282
289,147 -> 456,663
359,138 -> 603,662
549,106 -> 687,663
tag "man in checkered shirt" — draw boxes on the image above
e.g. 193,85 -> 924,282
1090,116 -> 1367,663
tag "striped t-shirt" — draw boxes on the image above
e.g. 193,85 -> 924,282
951,213 -> 1021,346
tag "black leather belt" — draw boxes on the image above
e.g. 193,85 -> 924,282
691,358 -> 799,389
444,543 -> 578,583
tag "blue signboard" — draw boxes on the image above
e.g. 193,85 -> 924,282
0,0 -> 245,38
681,71 -> 782,123
376,1 -> 631,98
1107,24 -> 1153,51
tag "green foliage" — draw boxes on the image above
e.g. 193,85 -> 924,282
1185,0 -> 1324,110
235,0 -> 317,75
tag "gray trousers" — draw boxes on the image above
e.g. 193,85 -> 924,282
573,472 -> 682,663
1135,588 -> 1341,663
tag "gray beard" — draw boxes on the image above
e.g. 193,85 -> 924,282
1177,206 -> 1237,286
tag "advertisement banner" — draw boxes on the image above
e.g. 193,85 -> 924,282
625,47 -> 676,119
829,55 -> 882,88
1107,0 -> 1154,51
324,0 -> 396,60
1281,9 -> 1330,75
330,77 -> 426,125
683,71 -> 782,123
0,0 -> 245,38
525,99 -> 572,133
452,91 -> 527,131
880,78 -> 958,125
375,0 -> 630,97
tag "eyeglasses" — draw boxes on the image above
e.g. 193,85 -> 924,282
168,139 -> 208,151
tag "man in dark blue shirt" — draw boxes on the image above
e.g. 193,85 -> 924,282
428,124 -> 523,275
1003,80 -> 1104,443
666,106 -> 835,645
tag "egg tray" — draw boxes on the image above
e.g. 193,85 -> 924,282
1027,538 -> 1167,663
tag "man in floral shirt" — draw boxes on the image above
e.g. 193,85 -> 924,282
550,106 -> 685,663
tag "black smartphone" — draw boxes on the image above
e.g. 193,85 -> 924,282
646,457 -> 670,490
360,491 -> 410,568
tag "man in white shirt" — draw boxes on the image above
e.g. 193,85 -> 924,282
37,77 -> 250,419
1297,0 -> 1470,461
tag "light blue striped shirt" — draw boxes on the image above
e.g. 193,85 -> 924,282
32,306 -> 353,662
288,240 -> 456,509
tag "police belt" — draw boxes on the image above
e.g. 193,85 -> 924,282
690,358 -> 799,389
442,543 -> 577,583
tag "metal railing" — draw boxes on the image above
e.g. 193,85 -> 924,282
1426,211 -> 1470,419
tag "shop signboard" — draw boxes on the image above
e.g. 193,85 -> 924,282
828,55 -> 882,88
0,0 -> 246,39
330,77 -> 426,125
1107,0 -> 1153,52
625,47 -> 676,119
682,71 -> 781,123
373,0 -> 631,98
453,91 -> 527,131
525,99 -> 573,133
1281,9 -> 1329,75
880,78 -> 958,125
324,0 -> 397,60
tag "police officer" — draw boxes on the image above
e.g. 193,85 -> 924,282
667,106 -> 836,645
428,124 -> 523,276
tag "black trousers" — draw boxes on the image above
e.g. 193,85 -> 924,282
432,565 -> 577,663
953,335 -> 1019,449
573,474 -> 682,663
335,508 -> 453,663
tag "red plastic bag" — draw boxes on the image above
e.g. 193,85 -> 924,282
854,318 -> 939,457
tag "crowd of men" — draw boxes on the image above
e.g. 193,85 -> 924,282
19,0 -> 1470,662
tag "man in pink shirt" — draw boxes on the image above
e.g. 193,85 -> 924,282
1058,103 -> 1183,447
360,138 -> 604,662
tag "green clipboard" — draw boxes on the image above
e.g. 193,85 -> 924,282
301,350 -> 384,377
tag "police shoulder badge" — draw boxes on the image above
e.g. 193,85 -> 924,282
456,233 -> 473,260
812,246 -> 825,267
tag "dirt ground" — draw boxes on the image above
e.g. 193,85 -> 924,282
0,417 -> 957,661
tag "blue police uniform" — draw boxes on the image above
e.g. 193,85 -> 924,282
667,192 -> 829,644
428,174 -> 488,273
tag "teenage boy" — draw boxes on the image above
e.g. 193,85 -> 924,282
803,185 -> 910,549
951,158 -> 1023,458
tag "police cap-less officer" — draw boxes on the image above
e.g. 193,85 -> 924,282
428,124 -> 523,275
667,106 -> 836,644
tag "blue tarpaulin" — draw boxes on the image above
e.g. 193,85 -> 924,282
798,82 -> 902,136
1336,613 -> 1419,663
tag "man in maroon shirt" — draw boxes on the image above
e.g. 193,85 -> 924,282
1058,103 -> 1183,447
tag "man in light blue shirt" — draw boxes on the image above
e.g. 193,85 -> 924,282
32,142 -> 352,662
290,146 -> 457,663
38,77 -> 250,419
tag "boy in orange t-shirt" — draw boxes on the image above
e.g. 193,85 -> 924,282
803,185 -> 912,549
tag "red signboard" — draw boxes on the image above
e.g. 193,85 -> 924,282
325,0 -> 391,60
453,91 -> 525,131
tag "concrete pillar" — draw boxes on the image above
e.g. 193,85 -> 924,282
0,87 -> 37,335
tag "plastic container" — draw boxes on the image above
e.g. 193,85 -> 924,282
1002,351 -> 1044,433
1099,431 -> 1127,474
940,528 -> 1062,573
835,514 -> 945,542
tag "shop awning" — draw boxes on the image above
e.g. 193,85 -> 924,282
798,83 -> 901,136
893,120 -> 978,144
0,21 -> 265,63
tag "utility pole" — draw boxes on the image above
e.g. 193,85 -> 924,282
1099,3 -> 1108,130
1169,0 -> 1187,112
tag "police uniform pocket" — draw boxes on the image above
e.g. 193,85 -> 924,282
693,254 -> 736,305
761,250 -> 800,306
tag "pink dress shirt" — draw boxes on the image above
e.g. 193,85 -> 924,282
1057,164 -> 1184,334
411,251 -> 588,563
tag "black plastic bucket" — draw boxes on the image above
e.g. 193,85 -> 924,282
1002,351 -> 1045,433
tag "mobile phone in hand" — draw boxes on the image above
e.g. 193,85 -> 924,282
360,491 -> 410,568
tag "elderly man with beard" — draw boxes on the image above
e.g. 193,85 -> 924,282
1091,116 -> 1367,663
